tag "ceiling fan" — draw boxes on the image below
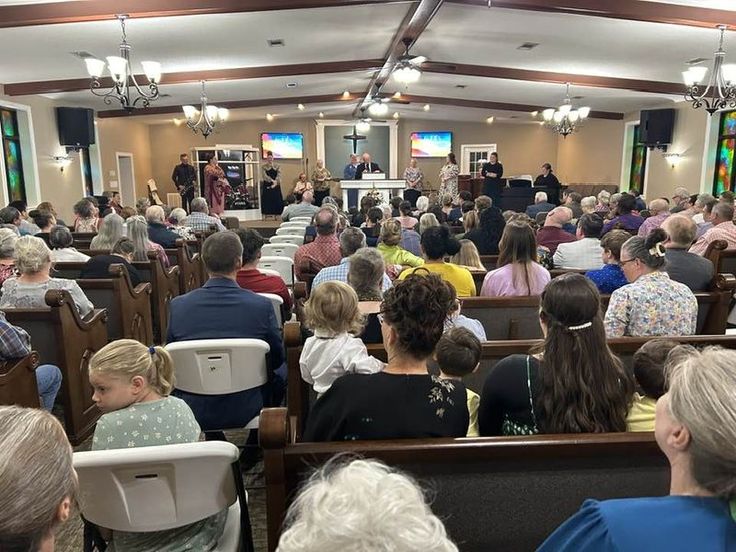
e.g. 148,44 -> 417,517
363,82 -> 409,116
392,37 -> 427,84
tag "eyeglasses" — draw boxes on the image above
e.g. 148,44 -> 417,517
619,258 -> 637,266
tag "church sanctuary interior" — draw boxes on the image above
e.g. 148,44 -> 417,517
5,1 -> 736,551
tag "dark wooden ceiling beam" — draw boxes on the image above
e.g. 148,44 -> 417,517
95,90 -> 622,119
0,0 -> 408,29
446,0 -> 736,30
3,60 -> 383,96
422,62 -> 683,95
355,0 -> 445,116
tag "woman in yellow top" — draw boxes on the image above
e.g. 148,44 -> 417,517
376,219 -> 424,269
626,338 -> 678,432
399,225 -> 476,297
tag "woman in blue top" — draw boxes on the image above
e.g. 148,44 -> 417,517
585,229 -> 630,294
539,345 -> 736,551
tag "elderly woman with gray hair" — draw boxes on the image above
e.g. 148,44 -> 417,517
541,345 -> 736,550
0,228 -> 18,285
49,226 -> 90,262
126,215 -> 169,267
348,247 -> 386,344
604,228 -> 697,337
0,235 -> 93,317
168,207 -> 196,240
90,213 -> 124,251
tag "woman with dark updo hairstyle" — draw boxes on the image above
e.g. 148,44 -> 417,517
398,225 -> 476,297
304,273 -> 469,441
605,228 -> 697,337
479,274 -> 634,436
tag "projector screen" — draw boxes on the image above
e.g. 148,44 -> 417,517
261,132 -> 304,160
410,131 -> 453,158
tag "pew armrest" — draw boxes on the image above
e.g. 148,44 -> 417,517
45,290 -> 109,328
714,273 -> 736,292
260,407 -> 291,449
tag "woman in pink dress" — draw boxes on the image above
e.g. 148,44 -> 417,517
204,155 -> 229,215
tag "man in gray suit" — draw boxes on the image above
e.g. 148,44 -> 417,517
526,191 -> 556,220
662,215 -> 714,292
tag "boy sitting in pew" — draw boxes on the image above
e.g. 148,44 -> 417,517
436,327 -> 482,437
626,338 -> 679,432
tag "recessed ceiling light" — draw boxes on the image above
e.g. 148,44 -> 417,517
517,42 -> 540,50
393,112 -> 400,119
530,110 -> 538,117
286,82 -> 298,88
342,90 -> 351,99
393,91 -> 402,98
266,113 -> 274,121
486,116 -> 494,124
267,38 -> 285,47
423,104 -> 430,111
297,103 -> 305,111
318,112 -> 324,118
173,118 -> 183,126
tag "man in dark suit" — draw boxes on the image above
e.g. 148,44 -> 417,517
525,191 -> 556,220
80,237 -> 143,287
354,152 -> 382,179
167,231 -> 285,433
662,215 -> 714,292
171,153 -> 197,212
146,205 -> 180,249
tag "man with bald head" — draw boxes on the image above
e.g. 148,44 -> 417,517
294,207 -> 342,280
662,215 -> 714,291
690,201 -> 736,255
354,152 -> 382,180
637,198 -> 670,237
282,189 -> 319,221
536,206 -> 577,254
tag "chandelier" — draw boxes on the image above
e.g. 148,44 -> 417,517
83,15 -> 161,111
182,81 -> 229,139
541,83 -> 590,138
683,25 -> 736,115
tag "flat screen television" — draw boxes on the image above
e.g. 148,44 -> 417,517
410,131 -> 452,158
261,132 -> 304,160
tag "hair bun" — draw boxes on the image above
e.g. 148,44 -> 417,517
645,227 -> 668,250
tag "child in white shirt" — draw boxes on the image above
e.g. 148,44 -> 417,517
300,281 -> 383,394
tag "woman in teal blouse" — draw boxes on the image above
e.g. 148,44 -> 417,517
539,345 -> 736,551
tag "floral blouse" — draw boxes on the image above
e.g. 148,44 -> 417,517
439,162 -> 460,184
312,167 -> 332,191
604,271 -> 698,337
403,166 -> 424,190
0,277 -> 94,317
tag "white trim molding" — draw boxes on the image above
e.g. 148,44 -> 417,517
0,98 -> 42,207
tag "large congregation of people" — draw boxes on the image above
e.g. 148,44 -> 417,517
3,172 -> 736,552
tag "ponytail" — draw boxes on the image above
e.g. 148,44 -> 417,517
90,339 -> 176,397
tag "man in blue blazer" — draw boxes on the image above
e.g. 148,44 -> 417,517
167,231 -> 285,432
526,191 -> 556,220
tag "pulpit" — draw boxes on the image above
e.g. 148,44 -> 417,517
340,178 -> 406,207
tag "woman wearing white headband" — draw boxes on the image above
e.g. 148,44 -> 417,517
605,228 -> 697,337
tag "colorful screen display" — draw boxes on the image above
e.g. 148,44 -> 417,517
410,131 -> 452,158
260,133 -> 304,160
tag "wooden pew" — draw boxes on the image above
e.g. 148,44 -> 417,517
705,239 -> 736,286
4,290 -> 107,444
479,255 -> 498,271
70,232 -> 97,249
53,262 -> 154,344
285,325 -> 736,440
0,352 -> 40,408
260,407 -> 669,552
164,239 -> 203,294
132,252 -> 181,343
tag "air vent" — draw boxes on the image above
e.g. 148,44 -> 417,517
70,50 -> 95,59
286,82 -> 298,88
686,57 -> 708,65
455,84 -> 467,89
267,38 -> 285,47
517,42 -> 540,51
571,95 -> 584,100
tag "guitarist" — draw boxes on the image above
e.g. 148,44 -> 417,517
171,153 -> 197,212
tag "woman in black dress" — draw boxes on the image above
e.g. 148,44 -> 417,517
481,152 -> 504,209
478,273 -> 634,436
303,273 -> 469,441
261,151 -> 283,218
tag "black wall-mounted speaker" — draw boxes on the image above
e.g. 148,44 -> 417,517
639,108 -> 675,147
55,107 -> 95,148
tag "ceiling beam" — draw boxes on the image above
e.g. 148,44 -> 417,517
3,60 -> 383,96
422,62 -> 684,95
95,90 -> 622,119
355,0 -> 445,116
0,0 -> 408,29
447,0 -> 736,30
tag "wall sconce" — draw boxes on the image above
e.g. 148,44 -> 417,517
52,155 -> 73,173
663,153 -> 682,168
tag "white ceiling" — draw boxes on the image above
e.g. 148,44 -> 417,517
0,1 -> 723,122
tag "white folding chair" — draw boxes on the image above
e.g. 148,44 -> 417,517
290,216 -> 313,223
275,226 -> 306,236
74,441 -> 253,552
261,243 -> 299,260
258,267 -> 281,278
279,221 -> 309,229
257,293 -> 284,326
258,256 -> 294,285
269,234 -> 304,246
165,339 -> 270,431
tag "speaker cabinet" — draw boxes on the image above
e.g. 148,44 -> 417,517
639,108 -> 675,147
55,107 -> 95,148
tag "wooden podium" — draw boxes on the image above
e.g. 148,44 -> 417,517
340,177 -> 405,207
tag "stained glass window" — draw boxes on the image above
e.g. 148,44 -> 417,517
628,125 -> 647,192
714,110 -> 736,195
0,109 -> 26,203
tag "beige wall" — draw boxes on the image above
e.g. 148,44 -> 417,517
96,117 -> 154,201
624,103 -> 710,202
0,88 -> 86,221
556,118 -> 625,186
147,118 -> 318,199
